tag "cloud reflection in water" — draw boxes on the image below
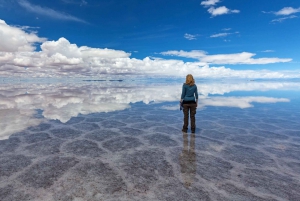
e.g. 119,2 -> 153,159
0,81 -> 298,139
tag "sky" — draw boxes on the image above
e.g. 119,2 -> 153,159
0,0 -> 300,78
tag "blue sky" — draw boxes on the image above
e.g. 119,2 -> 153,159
0,0 -> 299,78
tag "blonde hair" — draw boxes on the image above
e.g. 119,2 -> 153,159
185,74 -> 195,86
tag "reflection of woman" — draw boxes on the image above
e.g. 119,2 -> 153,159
180,74 -> 198,133
179,133 -> 196,187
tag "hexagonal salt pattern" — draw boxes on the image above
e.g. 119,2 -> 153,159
52,160 -> 127,201
64,139 -> 106,157
18,156 -> 79,188
1,99 -> 300,201
0,137 -> 20,154
0,185 -> 32,201
102,136 -> 143,152
0,155 -> 32,177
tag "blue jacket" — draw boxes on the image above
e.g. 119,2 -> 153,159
181,84 -> 198,101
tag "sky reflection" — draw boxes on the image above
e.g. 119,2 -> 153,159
0,80 -> 299,139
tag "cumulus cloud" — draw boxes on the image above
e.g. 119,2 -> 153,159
0,19 -> 299,79
208,6 -> 240,16
184,33 -> 198,40
0,19 -> 46,52
200,0 -> 239,17
274,7 -> 300,15
18,0 -> 87,23
160,50 -> 292,65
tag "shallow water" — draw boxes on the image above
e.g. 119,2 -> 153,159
0,80 -> 300,201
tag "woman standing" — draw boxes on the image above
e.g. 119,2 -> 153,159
180,74 -> 198,133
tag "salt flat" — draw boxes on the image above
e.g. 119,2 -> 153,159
0,81 -> 300,201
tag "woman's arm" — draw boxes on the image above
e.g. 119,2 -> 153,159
195,85 -> 198,107
180,84 -> 186,101
194,85 -> 199,100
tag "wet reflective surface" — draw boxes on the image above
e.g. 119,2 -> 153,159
0,80 -> 300,200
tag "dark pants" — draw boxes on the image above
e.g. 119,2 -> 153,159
183,103 -> 197,132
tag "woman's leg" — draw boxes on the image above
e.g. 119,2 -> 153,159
182,104 -> 189,132
190,104 -> 197,133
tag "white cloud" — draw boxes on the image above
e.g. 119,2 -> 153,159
0,19 -> 46,52
201,52 -> 290,64
0,19 -> 299,79
161,50 -> 207,59
208,6 -> 240,16
184,33 -> 198,40
275,7 -> 300,15
210,31 -> 239,38
222,28 -> 231,31
262,50 -> 275,53
210,32 -> 230,38
272,15 -> 298,23
160,50 -> 292,65
200,1 -> 240,17
18,0 -> 87,23
231,9 -> 240,13
264,7 -> 300,22
200,0 -> 220,7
